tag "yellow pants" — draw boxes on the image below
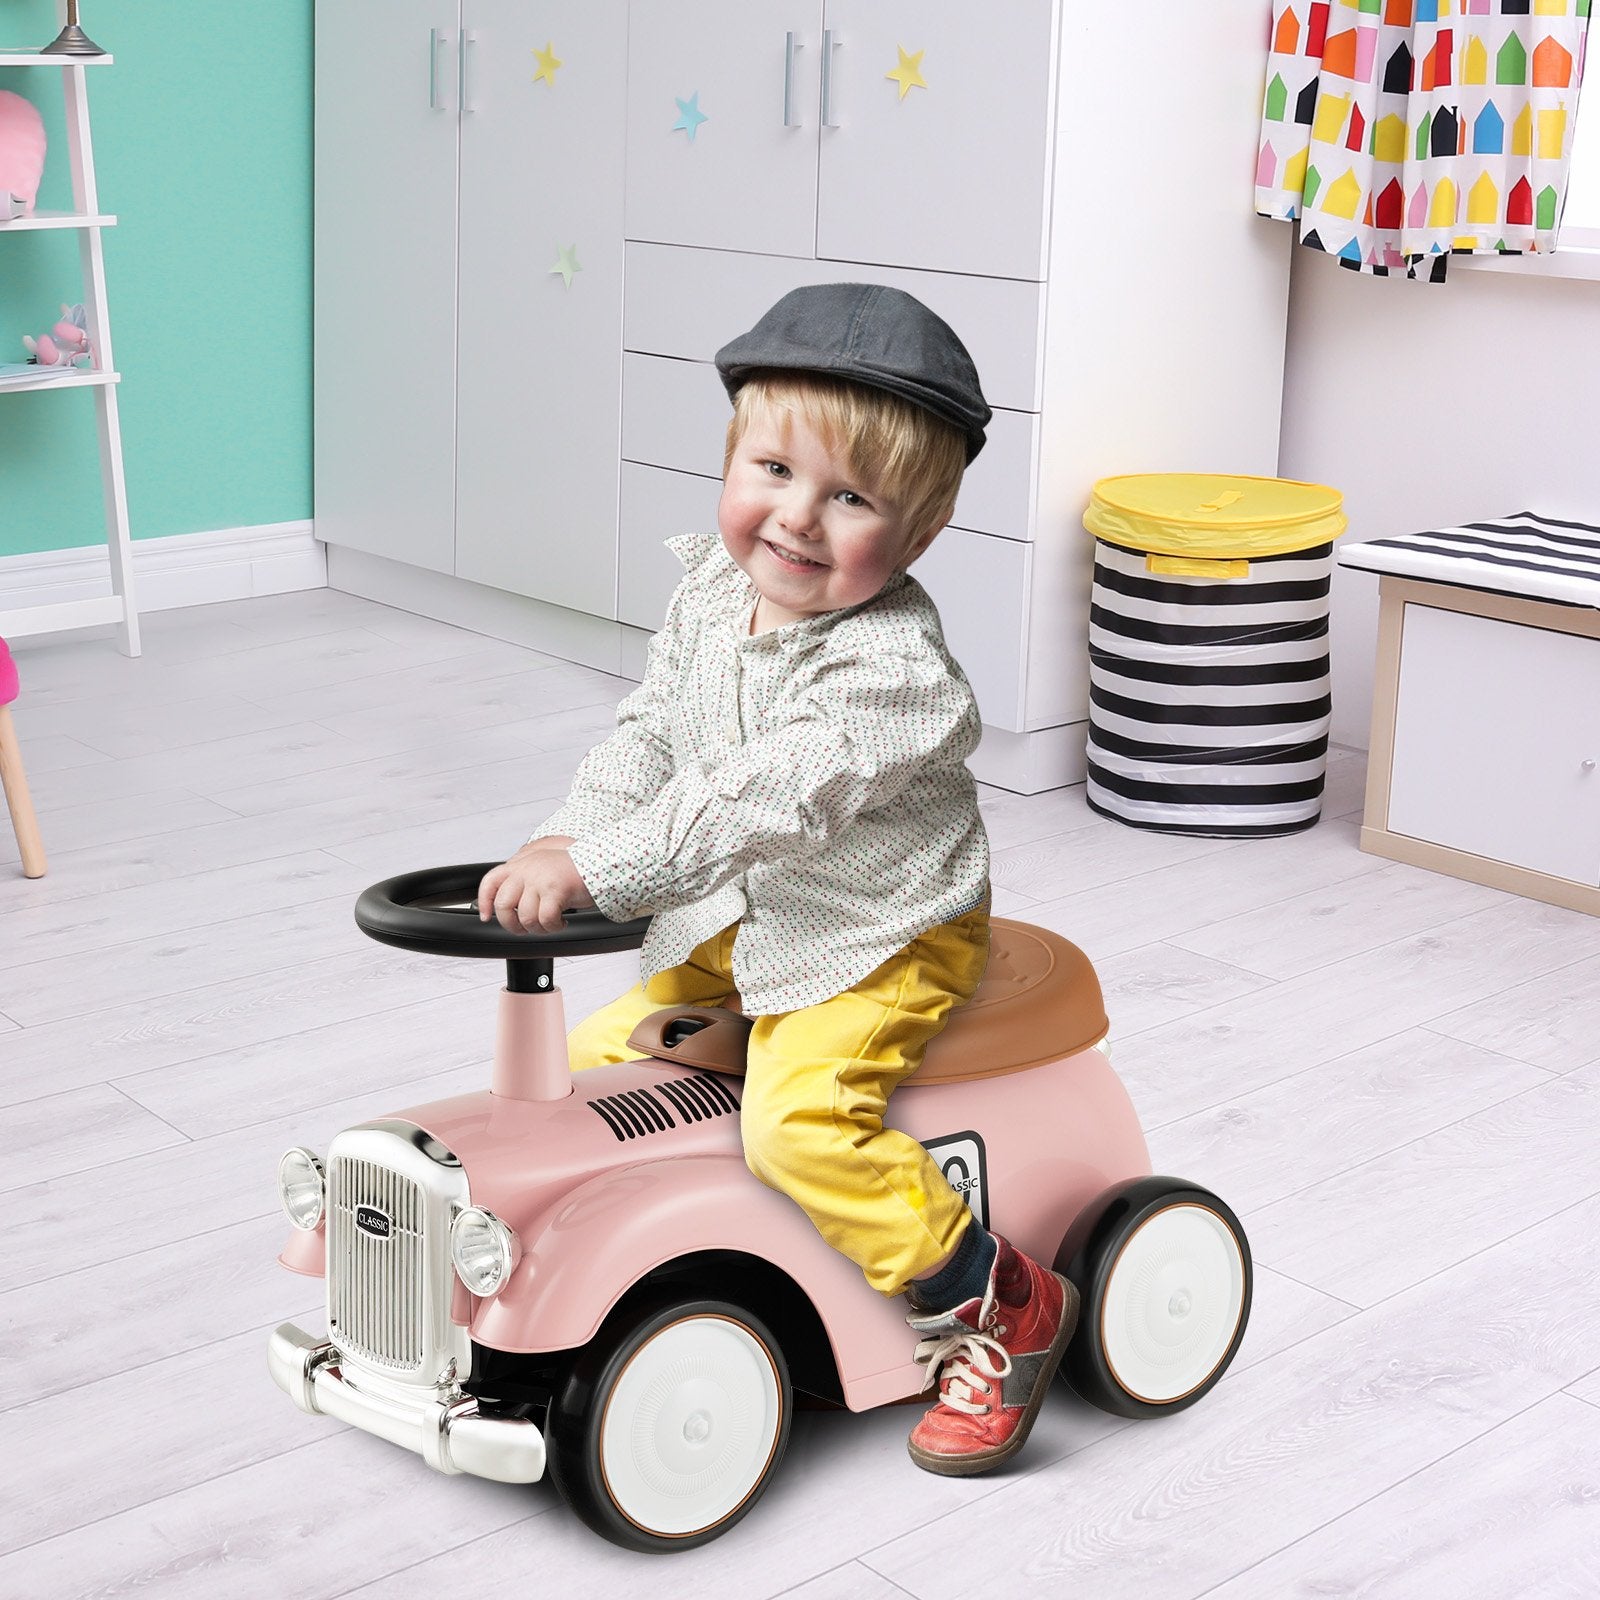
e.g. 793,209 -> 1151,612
566,899 -> 992,1296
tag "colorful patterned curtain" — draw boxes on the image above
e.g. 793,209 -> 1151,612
1256,2 -> 1592,280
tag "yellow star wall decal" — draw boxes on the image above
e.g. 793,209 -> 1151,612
886,46 -> 926,100
550,243 -> 581,289
532,42 -> 563,87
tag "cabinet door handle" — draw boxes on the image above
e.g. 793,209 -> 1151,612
429,28 -> 449,111
821,29 -> 840,128
460,29 -> 477,113
1584,759 -> 1596,773
783,31 -> 803,127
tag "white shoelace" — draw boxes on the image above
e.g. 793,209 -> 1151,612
913,1321 -> 1013,1415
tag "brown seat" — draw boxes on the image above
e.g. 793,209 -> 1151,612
626,917 -> 1108,1086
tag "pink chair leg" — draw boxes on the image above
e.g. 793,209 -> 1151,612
0,704 -> 47,878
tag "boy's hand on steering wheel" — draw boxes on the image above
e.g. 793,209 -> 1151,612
477,838 -> 595,934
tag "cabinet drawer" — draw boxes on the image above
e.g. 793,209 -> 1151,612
616,462 -> 1026,730
622,354 -> 735,491
622,352 -> 1036,542
908,528 -> 1029,732
618,461 -> 725,631
1387,604 -> 1600,884
623,242 -> 1044,413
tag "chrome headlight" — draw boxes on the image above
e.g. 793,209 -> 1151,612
277,1146 -> 326,1231
450,1206 -> 520,1297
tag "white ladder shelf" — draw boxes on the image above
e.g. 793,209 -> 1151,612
0,43 -> 139,654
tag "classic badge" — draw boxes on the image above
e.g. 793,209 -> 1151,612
921,1130 -> 989,1228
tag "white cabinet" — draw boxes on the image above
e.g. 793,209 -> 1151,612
813,0 -> 1055,280
316,1 -> 627,615
1389,606 -> 1600,883
624,0 -> 1054,279
1362,579 -> 1600,913
615,252 -> 1040,725
320,3 -> 1291,791
624,0 -> 823,259
616,3 -> 1290,758
315,0 -> 459,577
453,1 -> 626,616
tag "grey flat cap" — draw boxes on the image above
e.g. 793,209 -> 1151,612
714,283 -> 992,462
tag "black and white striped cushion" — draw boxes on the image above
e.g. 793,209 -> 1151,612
1087,538 -> 1334,838
1337,513 -> 1600,608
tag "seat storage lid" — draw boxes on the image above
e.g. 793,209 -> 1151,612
628,919 -> 1108,1086
1085,473 -> 1346,560
914,918 -> 1108,1083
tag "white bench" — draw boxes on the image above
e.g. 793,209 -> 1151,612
1341,513 -> 1600,917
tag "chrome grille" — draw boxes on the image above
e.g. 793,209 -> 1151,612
324,1122 -> 469,1388
329,1156 -> 425,1370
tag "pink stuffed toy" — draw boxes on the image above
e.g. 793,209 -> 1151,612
24,303 -> 92,368
0,90 -> 47,219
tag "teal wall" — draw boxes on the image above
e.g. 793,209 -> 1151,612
0,2 -> 311,557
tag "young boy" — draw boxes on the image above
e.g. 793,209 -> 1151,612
477,283 -> 1078,1475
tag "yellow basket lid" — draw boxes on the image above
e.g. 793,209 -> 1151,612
1084,473 -> 1346,560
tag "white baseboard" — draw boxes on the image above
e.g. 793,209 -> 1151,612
0,522 -> 1082,790
0,521 -> 326,619
972,720 -> 1088,795
327,543 -> 642,678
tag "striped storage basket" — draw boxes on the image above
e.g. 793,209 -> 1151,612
1083,474 -> 1347,838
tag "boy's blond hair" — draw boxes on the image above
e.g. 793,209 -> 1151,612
723,371 -> 968,560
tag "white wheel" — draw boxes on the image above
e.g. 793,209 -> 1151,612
601,1315 -> 785,1535
1102,1202 -> 1247,1403
546,1296 -> 792,1551
1060,1179 -> 1253,1417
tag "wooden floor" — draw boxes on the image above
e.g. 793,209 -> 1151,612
2,588 -> 1597,1599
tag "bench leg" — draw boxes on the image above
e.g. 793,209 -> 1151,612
0,704 -> 47,879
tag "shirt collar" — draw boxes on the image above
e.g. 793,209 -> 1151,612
732,568 -> 909,650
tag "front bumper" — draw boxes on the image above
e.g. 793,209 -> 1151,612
268,1322 -> 545,1484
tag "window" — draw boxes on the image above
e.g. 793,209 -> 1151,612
1560,89 -> 1600,250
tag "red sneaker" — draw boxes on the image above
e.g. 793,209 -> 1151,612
905,1237 -> 1079,1476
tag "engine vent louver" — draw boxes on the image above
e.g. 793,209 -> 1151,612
587,1073 -> 741,1141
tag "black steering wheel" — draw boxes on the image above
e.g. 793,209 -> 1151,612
355,864 -> 651,990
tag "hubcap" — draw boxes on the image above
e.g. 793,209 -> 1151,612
1101,1203 -> 1246,1404
599,1315 -> 783,1536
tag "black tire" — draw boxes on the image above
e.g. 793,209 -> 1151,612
544,1294 -> 792,1553
1055,1176 -> 1252,1419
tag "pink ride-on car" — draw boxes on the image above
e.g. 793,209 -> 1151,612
268,865 -> 1252,1553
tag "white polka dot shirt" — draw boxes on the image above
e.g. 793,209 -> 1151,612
528,531 -> 990,1015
